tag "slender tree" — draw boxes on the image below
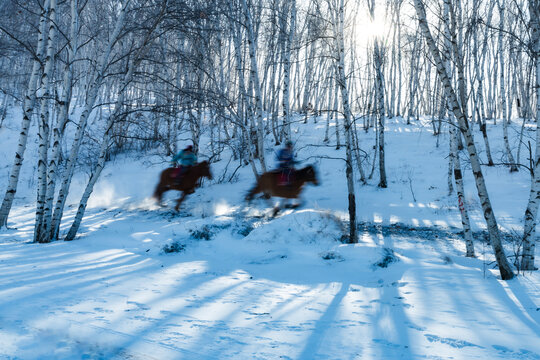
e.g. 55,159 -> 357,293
520,0 -> 540,271
414,0 -> 514,279
0,0 -> 51,228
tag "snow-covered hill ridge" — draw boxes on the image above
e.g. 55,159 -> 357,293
1,114 -> 540,359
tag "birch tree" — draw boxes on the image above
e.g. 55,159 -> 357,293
34,0 -> 57,243
0,0 -> 51,229
65,0 -> 168,241
520,0 -> 540,271
50,0 -> 131,241
281,0 -> 296,141
497,0 -> 518,172
367,0 -> 387,188
331,0 -> 363,243
471,0 -> 495,166
414,0 -> 514,280
450,125 -> 475,257
240,0 -> 267,173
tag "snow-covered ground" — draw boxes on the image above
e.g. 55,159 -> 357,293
1,111 -> 539,359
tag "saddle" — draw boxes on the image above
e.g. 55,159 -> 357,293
172,166 -> 190,184
277,168 -> 294,186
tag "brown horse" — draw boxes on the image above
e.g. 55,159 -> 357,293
245,165 -> 319,215
154,161 -> 212,211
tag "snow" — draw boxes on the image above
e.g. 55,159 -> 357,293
1,112 -> 540,359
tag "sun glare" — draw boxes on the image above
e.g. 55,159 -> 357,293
351,7 -> 390,47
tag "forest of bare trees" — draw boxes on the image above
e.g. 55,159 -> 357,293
0,0 -> 539,280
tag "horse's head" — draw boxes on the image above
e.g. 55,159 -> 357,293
303,165 -> 319,186
200,160 -> 213,180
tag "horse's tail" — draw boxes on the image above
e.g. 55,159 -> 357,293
153,182 -> 164,202
153,170 -> 168,202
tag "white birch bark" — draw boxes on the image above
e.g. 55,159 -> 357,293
228,8 -> 260,178
521,0 -> 540,271
324,77 -> 333,143
497,0 -> 518,172
241,0 -> 267,173
0,0 -> 51,228
334,0 -> 361,242
393,0 -> 403,117
301,32 -> 315,114
333,83 -> 341,149
450,125 -> 475,257
406,32 -> 420,124
64,119 -> 112,242
366,0 -> 386,187
65,0 -> 165,241
281,0 -> 296,141
414,0 -> 514,279
448,121 -> 454,195
39,0 -> 80,242
34,0 -> 57,243
442,0 -> 454,193
472,0 -> 495,166
449,0 -> 467,117
374,38 -> 386,188
50,0 -> 130,240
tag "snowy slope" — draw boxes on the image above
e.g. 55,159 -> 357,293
1,112 -> 539,359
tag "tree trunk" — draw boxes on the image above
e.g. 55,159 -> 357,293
0,0 -> 51,229
34,0 -> 57,243
41,0 -> 80,242
520,0 -> 540,271
241,0 -> 267,173
50,1 -> 129,240
450,125 -> 475,257
374,39 -> 387,188
497,0 -> 518,172
281,0 -> 296,141
414,0 -> 514,280
334,0 -> 362,243
65,0 -> 166,240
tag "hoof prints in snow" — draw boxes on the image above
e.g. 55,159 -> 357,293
372,247 -> 399,269
492,345 -> 540,359
320,250 -> 344,261
372,338 -> 405,348
424,334 -> 484,349
358,221 -> 518,244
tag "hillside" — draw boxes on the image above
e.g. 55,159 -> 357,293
1,114 -> 540,359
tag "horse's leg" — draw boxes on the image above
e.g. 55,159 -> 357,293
174,192 -> 188,211
279,198 -> 292,209
291,195 -> 303,209
153,183 -> 167,205
283,197 -> 302,209
272,200 -> 281,217
246,183 -> 261,202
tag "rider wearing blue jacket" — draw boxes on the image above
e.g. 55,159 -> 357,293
172,145 -> 197,167
172,145 -> 197,182
277,140 -> 295,185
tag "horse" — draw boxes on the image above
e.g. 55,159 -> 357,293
245,165 -> 319,216
153,161 -> 212,211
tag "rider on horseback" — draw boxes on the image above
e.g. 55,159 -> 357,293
277,140 -> 295,186
171,145 -> 197,184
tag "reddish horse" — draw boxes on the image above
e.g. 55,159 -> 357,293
245,165 -> 319,215
154,161 -> 212,211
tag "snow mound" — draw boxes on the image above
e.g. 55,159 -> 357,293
244,210 -> 344,246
